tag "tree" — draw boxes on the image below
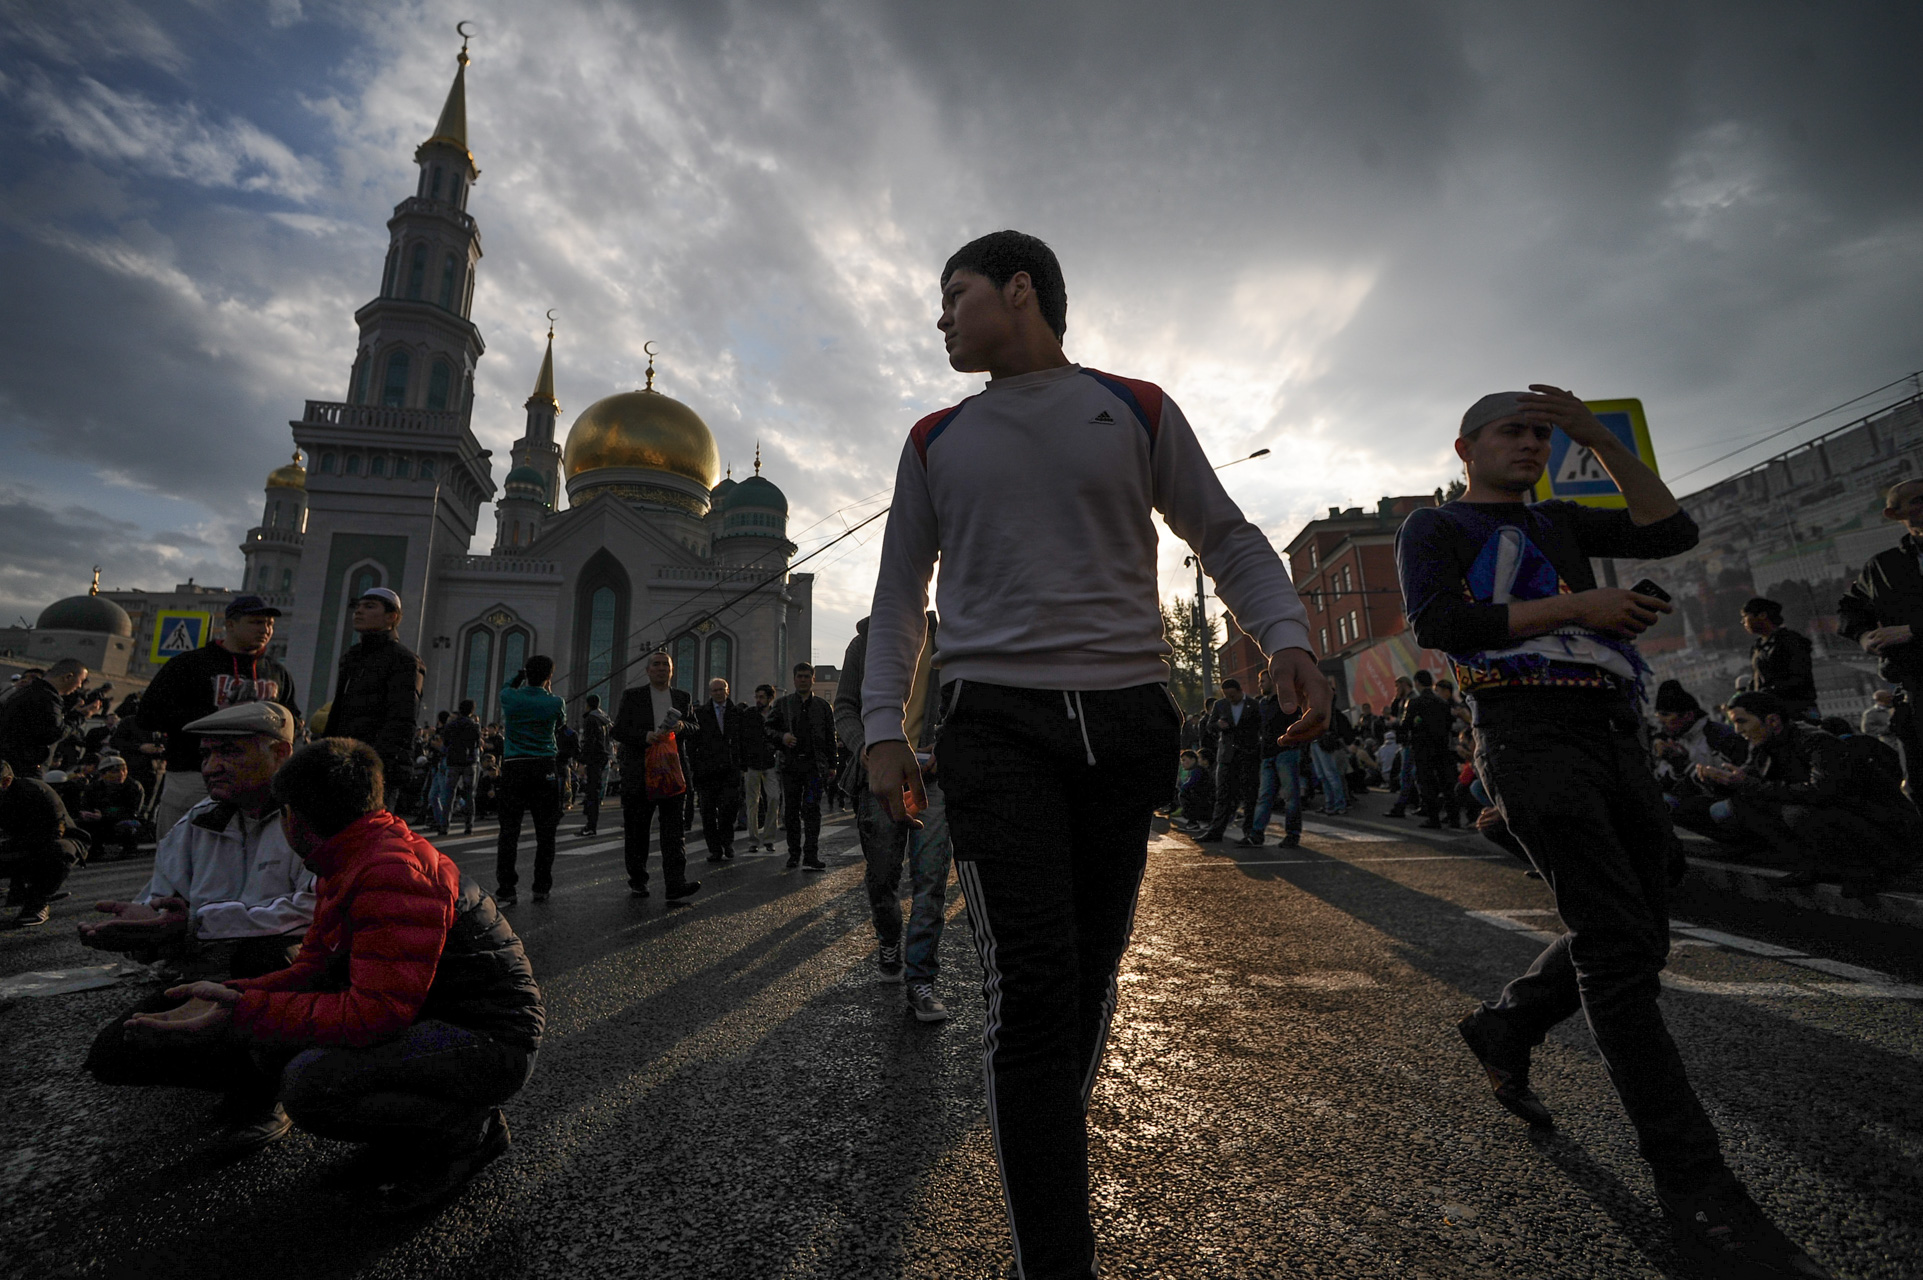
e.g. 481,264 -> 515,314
1163,595 -> 1220,713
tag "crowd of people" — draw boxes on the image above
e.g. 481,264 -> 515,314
12,228 -> 1923,1277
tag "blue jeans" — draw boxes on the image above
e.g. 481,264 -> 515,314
857,784 -> 954,983
1309,743 -> 1349,811
1252,749 -> 1304,837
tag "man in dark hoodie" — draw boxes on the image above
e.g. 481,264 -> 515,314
139,596 -> 300,834
328,588 -> 423,807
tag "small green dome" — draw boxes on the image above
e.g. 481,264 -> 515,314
725,474 -> 787,515
503,465 -> 547,497
37,594 -> 133,637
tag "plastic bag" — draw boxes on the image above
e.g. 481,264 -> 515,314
0,959 -> 153,1002
645,734 -> 686,799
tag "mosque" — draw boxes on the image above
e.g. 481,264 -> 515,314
232,38 -> 812,721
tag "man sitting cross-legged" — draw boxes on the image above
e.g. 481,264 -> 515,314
114,738 -> 545,1215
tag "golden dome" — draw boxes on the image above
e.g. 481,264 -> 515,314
564,389 -> 719,487
267,451 -> 307,490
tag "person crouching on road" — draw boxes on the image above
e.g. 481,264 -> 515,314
121,738 -> 544,1215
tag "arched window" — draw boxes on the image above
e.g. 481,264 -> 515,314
430,165 -> 444,200
342,566 -> 383,668
706,633 -> 732,687
268,500 -> 280,528
462,629 -> 493,712
501,628 -> 529,684
427,360 -> 452,411
319,452 -> 336,474
345,454 -> 362,476
280,568 -> 292,591
370,455 -> 387,478
585,588 -> 616,705
418,458 -> 435,480
406,244 -> 427,299
439,254 -> 458,309
394,456 -> 411,479
673,633 -> 699,694
381,351 -> 410,407
259,566 -> 273,590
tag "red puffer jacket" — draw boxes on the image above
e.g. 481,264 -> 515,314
227,809 -> 457,1048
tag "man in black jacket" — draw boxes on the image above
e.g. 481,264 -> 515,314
611,651 -> 699,900
1742,597 -> 1818,721
768,663 -> 835,870
0,658 -> 89,780
687,678 -> 748,862
0,759 -> 86,927
576,694 -> 612,837
437,700 -> 483,837
139,596 -> 300,835
1400,670 -> 1458,828
328,588 -> 423,807
739,684 -> 781,852
1196,678 -> 1261,844
1839,478 -> 1923,790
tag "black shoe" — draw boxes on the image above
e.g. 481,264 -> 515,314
367,1109 -> 511,1218
664,880 -> 702,900
8,904 -> 52,928
1457,1011 -> 1553,1128
209,1102 -> 292,1158
706,854 -> 724,863
493,891 -> 518,908
1419,817 -> 1443,829
629,886 -> 650,898
576,827 -> 597,838
802,857 -> 826,871
1235,835 -> 1264,847
785,855 -> 800,869
1386,807 -> 1407,818
1280,833 -> 1301,848
531,891 -> 550,904
722,849 -> 735,861
1445,818 -> 1462,830
1194,833 -> 1225,844
1657,1183 -> 1832,1278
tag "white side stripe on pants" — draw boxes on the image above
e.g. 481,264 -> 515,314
1082,863 -> 1147,1108
957,860 -> 1027,1280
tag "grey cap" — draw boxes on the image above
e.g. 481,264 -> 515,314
1460,391 -> 1531,438
184,701 -> 295,743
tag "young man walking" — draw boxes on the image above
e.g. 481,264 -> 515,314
493,656 -> 566,907
1397,386 -> 1830,1279
438,699 -> 483,837
739,684 -> 781,852
1245,668 -> 1304,848
768,663 -> 836,871
862,230 -> 1327,1280
576,693 -> 612,837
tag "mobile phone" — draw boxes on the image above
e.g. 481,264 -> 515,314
1629,578 -> 1671,604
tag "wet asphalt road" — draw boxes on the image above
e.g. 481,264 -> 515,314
2,792 -> 1919,1280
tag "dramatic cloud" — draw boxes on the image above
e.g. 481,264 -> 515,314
2,0 -> 1920,659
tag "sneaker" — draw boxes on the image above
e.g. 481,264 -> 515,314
1657,1184 -> 1832,1278
7,904 -> 52,928
494,891 -> 518,908
1193,833 -> 1224,844
367,1109 -> 511,1218
1280,833 -> 1301,848
877,942 -> 904,982
1386,807 -> 1407,818
208,1102 -> 292,1158
785,855 -> 801,869
629,886 -> 651,899
576,827 -> 598,838
1456,1011 -> 1553,1128
722,848 -> 735,861
664,880 -> 702,901
706,853 -> 725,863
802,857 -> 826,872
906,982 -> 951,1023
1235,835 -> 1264,847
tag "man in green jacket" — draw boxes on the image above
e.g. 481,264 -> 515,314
493,656 -> 566,907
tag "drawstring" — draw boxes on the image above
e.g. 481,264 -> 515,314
1062,691 -> 1096,766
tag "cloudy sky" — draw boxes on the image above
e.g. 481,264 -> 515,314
3,0 -> 1920,660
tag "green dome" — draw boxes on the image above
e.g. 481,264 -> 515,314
37,594 -> 133,637
503,465 -> 547,497
710,477 -> 737,507
725,474 -> 787,515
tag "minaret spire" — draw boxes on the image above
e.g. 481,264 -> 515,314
529,310 -> 557,407
418,23 -> 478,179
754,441 -> 762,475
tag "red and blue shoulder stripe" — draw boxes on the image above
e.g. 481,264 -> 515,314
909,397 -> 975,466
1079,368 -> 1165,444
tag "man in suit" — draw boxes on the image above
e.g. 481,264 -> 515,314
1196,678 -> 1262,844
610,651 -> 699,902
767,662 -> 836,870
688,677 -> 747,863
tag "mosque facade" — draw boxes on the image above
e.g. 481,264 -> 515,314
235,41 -> 811,722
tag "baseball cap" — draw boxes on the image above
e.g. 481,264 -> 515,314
358,587 -> 403,611
226,594 -> 282,619
1460,391 -> 1531,438
184,702 -> 296,743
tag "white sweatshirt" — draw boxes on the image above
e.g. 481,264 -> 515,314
861,364 -> 1312,746
137,800 -> 316,940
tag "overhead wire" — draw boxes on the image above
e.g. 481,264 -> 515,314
1665,371 -> 1922,484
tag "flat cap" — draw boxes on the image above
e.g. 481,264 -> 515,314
1460,391 -> 1531,438
185,701 -> 295,743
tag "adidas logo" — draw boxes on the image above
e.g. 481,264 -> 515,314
1089,409 -> 1116,425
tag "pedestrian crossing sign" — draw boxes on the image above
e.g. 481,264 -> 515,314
151,610 -> 213,662
1532,398 -> 1659,509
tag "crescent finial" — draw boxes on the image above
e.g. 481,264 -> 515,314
644,340 -> 658,358
457,19 -> 474,41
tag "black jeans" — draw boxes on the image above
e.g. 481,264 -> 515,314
0,837 -> 82,909
622,788 -> 688,890
1410,744 -> 1457,821
282,1021 -> 534,1156
780,771 -> 822,859
494,757 -> 562,896
697,775 -> 741,856
938,680 -> 1181,1280
582,758 -> 608,830
1473,709 -> 1732,1194
1203,752 -> 1258,839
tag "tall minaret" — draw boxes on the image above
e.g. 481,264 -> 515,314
343,30 -> 486,417
494,316 -> 562,552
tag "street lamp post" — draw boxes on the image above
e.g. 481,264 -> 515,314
1185,448 -> 1275,698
